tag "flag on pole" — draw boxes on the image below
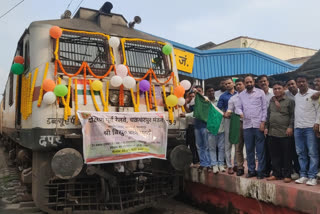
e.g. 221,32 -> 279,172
194,93 -> 223,135
229,113 -> 241,144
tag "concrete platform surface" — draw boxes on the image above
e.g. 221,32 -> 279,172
185,168 -> 320,213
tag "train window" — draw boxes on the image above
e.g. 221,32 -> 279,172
57,32 -> 112,76
8,73 -> 14,106
120,41 -> 171,77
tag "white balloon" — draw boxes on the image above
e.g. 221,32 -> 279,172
180,80 -> 191,90
110,75 -> 123,87
178,97 -> 186,106
123,76 -> 136,89
109,37 -> 120,48
43,92 -> 56,105
116,64 -> 128,77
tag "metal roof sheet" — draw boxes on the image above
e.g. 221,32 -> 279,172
167,40 -> 300,80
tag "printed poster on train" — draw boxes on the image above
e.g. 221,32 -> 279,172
77,111 -> 168,164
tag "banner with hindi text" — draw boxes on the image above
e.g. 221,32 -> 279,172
77,111 -> 168,164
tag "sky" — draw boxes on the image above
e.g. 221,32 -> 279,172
0,0 -> 320,93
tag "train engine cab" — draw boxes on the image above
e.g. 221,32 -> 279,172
0,2 -> 192,214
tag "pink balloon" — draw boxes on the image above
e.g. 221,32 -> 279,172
116,64 -> 128,77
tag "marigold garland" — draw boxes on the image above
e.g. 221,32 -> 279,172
74,78 -> 79,124
104,81 -> 109,112
58,77 -> 71,120
89,80 -> 101,111
64,77 -> 72,120
152,85 -> 158,112
37,62 -> 49,107
119,85 -> 124,106
28,68 -> 39,116
145,91 -> 150,112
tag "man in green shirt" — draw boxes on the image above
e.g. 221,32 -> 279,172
265,81 -> 295,183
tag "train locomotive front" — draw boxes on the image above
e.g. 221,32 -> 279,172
0,3 -> 191,214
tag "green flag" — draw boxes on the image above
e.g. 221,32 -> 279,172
194,93 -> 210,122
207,103 -> 223,135
194,93 -> 223,135
229,113 -> 241,144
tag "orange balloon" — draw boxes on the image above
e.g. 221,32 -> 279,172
43,79 -> 56,92
49,26 -> 62,39
174,85 -> 185,98
14,56 -> 24,64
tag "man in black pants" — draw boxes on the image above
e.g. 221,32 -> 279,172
265,82 -> 295,183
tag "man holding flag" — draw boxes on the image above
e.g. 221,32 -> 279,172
236,75 -> 267,179
218,78 -> 237,174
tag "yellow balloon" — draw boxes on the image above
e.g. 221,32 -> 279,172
166,95 -> 178,107
92,80 -> 103,91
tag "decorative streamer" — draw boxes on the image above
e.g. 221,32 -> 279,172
152,84 -> 158,112
104,81 -> 109,112
149,73 -> 153,109
74,78 -> 79,124
119,85 -> 124,106
89,80 -> 100,111
145,91 -> 150,112
37,62 -> 49,107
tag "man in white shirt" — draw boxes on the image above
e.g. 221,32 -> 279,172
215,79 -> 226,100
294,75 -> 320,186
285,78 -> 300,180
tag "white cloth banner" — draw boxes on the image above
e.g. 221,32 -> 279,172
77,111 -> 168,164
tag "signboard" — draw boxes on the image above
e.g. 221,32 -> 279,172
174,48 -> 194,73
77,111 -> 168,164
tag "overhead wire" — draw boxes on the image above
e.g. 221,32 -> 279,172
73,0 -> 86,15
0,0 -> 25,20
66,0 -> 75,10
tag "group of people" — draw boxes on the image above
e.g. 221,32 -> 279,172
184,74 -> 320,186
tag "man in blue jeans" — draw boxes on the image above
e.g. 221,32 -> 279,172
193,86 -> 211,171
294,75 -> 320,186
236,75 -> 267,179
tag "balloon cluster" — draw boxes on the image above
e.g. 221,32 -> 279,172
110,64 -> 136,89
11,56 -> 25,75
166,80 -> 191,107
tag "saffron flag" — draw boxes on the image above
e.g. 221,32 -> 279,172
194,93 -> 223,135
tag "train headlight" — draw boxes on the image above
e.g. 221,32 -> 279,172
109,92 -> 119,104
51,148 -> 83,179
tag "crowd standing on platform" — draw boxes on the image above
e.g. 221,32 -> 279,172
184,74 -> 320,186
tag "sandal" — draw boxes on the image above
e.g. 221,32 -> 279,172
207,166 -> 213,173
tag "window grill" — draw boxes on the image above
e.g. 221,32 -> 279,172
57,32 -> 112,76
120,41 -> 171,77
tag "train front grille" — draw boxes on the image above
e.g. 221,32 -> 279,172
45,173 -> 179,213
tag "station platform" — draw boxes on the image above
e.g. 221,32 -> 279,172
184,168 -> 320,214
